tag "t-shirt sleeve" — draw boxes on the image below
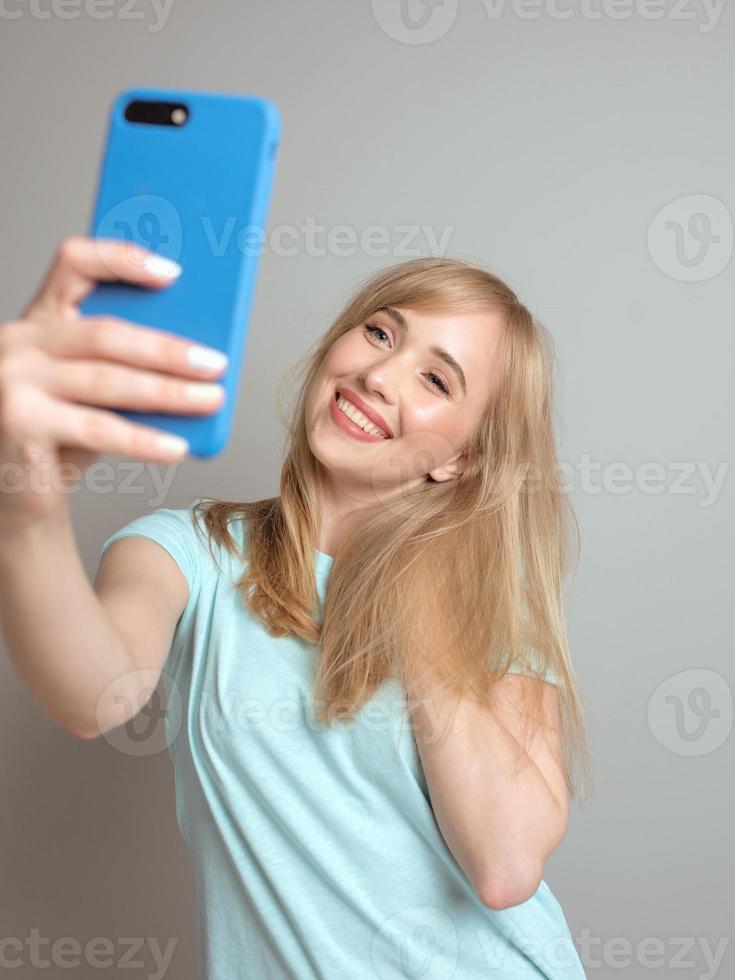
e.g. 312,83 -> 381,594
98,497 -> 205,602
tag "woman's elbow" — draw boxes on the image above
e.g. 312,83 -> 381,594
476,861 -> 543,911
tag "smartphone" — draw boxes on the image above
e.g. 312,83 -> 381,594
78,86 -> 282,458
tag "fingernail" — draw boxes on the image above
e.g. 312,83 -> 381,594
187,346 -> 228,370
155,434 -> 189,456
185,383 -> 224,401
143,254 -> 183,279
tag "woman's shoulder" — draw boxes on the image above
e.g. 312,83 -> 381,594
100,496 -> 214,601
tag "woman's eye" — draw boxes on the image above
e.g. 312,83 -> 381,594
365,323 -> 389,344
426,372 -> 450,395
364,322 -> 450,396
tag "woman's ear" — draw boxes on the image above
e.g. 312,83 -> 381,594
428,451 -> 467,483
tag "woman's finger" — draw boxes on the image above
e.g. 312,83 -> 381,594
21,235 -> 183,321
5,314 -> 228,379
8,386 -> 190,462
37,356 -> 225,415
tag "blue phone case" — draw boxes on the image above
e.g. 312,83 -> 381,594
78,86 -> 281,458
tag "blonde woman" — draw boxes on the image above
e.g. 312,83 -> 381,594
0,236 -> 593,979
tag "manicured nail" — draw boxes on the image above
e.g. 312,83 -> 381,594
185,383 -> 224,401
187,346 -> 228,370
143,254 -> 182,278
155,434 -> 189,456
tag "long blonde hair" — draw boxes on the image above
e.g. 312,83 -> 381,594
192,256 -> 594,805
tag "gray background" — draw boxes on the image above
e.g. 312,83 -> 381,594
1,1 -> 733,978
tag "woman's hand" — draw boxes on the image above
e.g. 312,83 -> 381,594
0,235 -> 228,532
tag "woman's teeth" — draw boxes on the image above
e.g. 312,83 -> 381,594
336,394 -> 390,438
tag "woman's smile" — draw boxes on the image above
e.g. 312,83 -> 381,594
329,390 -> 392,442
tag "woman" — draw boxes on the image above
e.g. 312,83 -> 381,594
0,236 -> 593,978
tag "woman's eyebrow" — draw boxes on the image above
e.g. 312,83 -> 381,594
376,306 -> 468,396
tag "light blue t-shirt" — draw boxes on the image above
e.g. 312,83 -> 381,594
100,498 -> 586,980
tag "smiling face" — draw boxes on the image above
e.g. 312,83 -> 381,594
305,305 -> 506,503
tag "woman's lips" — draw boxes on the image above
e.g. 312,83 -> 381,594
337,387 -> 394,437
330,392 -> 391,442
